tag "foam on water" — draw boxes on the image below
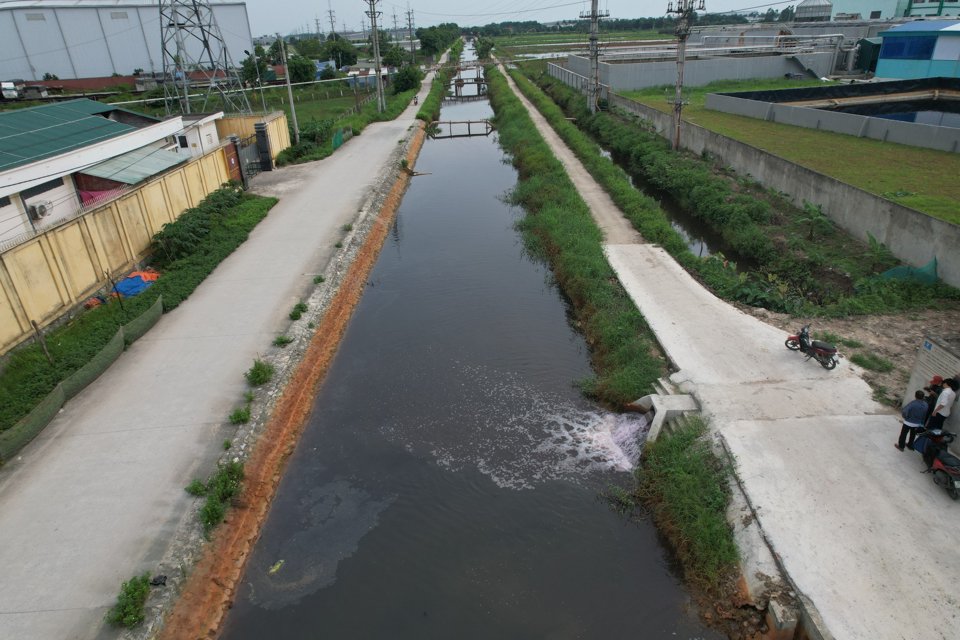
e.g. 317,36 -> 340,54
385,365 -> 650,490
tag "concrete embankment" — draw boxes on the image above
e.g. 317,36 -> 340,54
503,65 -> 960,640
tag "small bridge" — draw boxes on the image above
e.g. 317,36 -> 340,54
442,94 -> 487,102
429,120 -> 494,139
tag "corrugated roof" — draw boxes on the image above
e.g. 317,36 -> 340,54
0,99 -> 138,172
80,142 -> 185,185
882,20 -> 960,36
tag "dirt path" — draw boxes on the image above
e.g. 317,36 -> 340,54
500,65 -> 960,640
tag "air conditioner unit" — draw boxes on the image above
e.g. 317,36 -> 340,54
27,200 -> 51,220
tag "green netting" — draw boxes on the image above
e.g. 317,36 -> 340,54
332,128 -> 345,150
60,329 -> 124,399
881,257 -> 938,284
122,295 -> 163,345
0,384 -> 65,464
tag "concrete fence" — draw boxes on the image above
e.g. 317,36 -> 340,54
215,111 -> 291,162
0,147 -> 230,356
545,61 -> 960,290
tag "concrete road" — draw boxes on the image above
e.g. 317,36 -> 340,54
0,75 -> 438,638
503,68 -> 960,640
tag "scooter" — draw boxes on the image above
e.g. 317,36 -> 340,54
914,429 -> 960,500
784,325 -> 838,370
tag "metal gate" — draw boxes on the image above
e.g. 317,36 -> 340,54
238,134 -> 261,180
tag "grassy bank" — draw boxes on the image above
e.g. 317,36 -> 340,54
621,78 -> 960,222
511,63 -> 960,316
0,188 -> 277,433
486,65 -> 665,404
417,39 -> 465,123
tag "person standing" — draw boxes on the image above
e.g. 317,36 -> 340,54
897,390 -> 929,451
926,378 -> 959,431
924,375 -> 944,418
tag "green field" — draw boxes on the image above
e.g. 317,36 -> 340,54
621,79 -> 960,223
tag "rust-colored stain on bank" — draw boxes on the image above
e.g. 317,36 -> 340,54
158,125 -> 428,639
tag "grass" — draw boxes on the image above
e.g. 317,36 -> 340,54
185,479 -> 206,496
850,351 -> 894,372
223,439 -> 232,450
486,64 -> 666,405
313,275 -> 325,284
816,331 -> 863,348
0,189 -> 277,435
289,301 -> 308,320
228,406 -> 250,425
272,335 -> 293,347
106,573 -> 151,628
621,78 -> 960,222
635,416 -> 738,591
244,359 -> 275,386
194,461 -> 245,536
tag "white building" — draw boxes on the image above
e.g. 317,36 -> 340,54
0,0 -> 253,81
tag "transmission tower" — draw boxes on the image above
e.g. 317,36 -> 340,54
406,7 -> 416,64
666,0 -> 704,150
579,0 -> 609,114
364,0 -> 386,112
327,1 -> 337,37
160,0 -> 250,115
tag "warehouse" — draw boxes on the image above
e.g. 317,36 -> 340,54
0,0 -> 253,81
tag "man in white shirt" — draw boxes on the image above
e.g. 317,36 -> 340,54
927,378 -> 959,431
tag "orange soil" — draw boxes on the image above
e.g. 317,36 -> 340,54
158,126 -> 427,639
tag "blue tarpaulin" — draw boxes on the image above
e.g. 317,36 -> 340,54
113,275 -> 153,297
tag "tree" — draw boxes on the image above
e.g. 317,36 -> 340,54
240,46 -> 268,85
762,8 -> 778,22
392,65 -> 422,94
295,37 -> 323,58
286,55 -> 316,83
319,65 -> 337,80
322,38 -> 358,68
267,38 -> 284,64
778,6 -> 796,22
383,45 -> 406,68
475,36 -> 495,59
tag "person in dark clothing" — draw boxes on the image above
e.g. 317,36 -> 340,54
927,378 -> 959,432
924,375 -> 944,419
897,390 -> 930,451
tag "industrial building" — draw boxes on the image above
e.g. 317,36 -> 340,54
876,19 -> 960,77
0,0 -> 253,81
829,0 -> 960,19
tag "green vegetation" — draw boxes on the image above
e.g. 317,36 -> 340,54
244,359 -> 275,386
106,573 -> 151,628
228,406 -> 250,425
635,417 -> 737,591
514,64 -> 960,317
621,78 -> 960,222
313,275 -> 325,284
289,301 -> 308,321
223,439 -> 232,450
0,189 -> 276,435
417,39 -> 465,123
272,335 -> 293,347
486,65 -> 665,404
850,351 -> 894,373
189,461 -> 245,536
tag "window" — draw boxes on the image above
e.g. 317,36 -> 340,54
880,36 -> 937,60
178,135 -> 188,148
870,10 -> 882,18
20,178 -> 64,200
0,196 -> 11,208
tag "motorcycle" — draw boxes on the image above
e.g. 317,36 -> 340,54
914,429 -> 960,500
784,325 -> 838,370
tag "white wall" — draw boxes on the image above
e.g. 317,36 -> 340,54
19,176 -> 81,235
0,195 -> 27,245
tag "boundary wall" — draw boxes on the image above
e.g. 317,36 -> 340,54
705,93 -> 960,153
546,62 -> 960,289
0,147 -> 230,355
215,112 -> 291,162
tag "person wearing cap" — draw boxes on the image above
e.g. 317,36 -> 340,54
924,375 -> 945,420
926,377 -> 959,431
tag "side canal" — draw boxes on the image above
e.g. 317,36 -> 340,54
220,47 -> 720,639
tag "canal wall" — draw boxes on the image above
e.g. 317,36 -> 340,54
546,63 -> 960,290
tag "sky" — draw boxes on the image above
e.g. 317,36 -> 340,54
244,0 -> 797,38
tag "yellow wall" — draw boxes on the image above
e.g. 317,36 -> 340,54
0,146 -> 231,355
215,111 -> 291,162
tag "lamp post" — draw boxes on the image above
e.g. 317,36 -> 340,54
666,0 -> 704,150
244,49 -> 269,112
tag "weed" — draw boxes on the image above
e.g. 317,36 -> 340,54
342,223 -> 353,232
603,484 -> 638,515
106,573 -> 151,628
334,241 -> 343,248
840,337 -> 863,348
307,321 -> 316,329
245,359 -> 275,386
313,275 -> 325,284
185,479 -> 207,496
289,301 -> 308,320
243,391 -> 255,403
851,352 -> 894,373
272,335 -> 293,347
198,461 -> 244,536
229,406 -> 250,424
223,439 -> 232,450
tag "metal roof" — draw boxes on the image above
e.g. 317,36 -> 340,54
881,20 -> 960,36
0,99 -> 141,173
80,141 -> 185,185
0,1 -> 244,7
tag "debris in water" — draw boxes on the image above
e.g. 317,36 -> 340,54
268,560 -> 284,575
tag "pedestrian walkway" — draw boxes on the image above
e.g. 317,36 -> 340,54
0,71 -> 440,639
501,66 -> 960,640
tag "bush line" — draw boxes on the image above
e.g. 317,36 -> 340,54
0,187 -> 277,433
486,65 -> 665,405
416,39 -> 465,123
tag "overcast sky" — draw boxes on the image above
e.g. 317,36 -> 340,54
244,0 -> 795,38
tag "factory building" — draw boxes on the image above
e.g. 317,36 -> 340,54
0,0 -> 253,81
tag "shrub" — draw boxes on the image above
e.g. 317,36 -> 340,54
199,461 -> 244,535
272,335 -> 293,347
245,359 -> 275,386
289,301 -> 308,320
229,406 -> 250,424
393,65 -> 423,94
185,479 -> 207,496
106,573 -> 151,628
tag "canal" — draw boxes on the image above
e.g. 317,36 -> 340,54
220,47 -> 719,640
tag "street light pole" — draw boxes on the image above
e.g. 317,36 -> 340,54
244,49 -> 268,112
277,34 -> 300,144
666,0 -> 704,151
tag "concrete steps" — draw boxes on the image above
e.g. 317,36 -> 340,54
627,376 -> 699,442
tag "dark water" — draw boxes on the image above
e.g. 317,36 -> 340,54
823,99 -> 960,128
221,54 -> 719,640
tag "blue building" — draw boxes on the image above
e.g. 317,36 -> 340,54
876,20 -> 960,78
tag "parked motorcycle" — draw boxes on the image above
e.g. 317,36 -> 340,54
914,429 -> 960,500
784,325 -> 838,370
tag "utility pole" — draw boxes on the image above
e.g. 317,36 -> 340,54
666,0 -> 704,150
315,17 -> 322,38
364,0 -> 386,112
406,7 -> 416,64
244,48 -> 268,112
392,11 -> 399,41
278,34 -> 300,144
327,1 -> 337,37
579,0 -> 609,114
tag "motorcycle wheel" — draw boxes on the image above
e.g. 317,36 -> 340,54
785,339 -> 800,351
933,470 -> 958,500
818,355 -> 837,370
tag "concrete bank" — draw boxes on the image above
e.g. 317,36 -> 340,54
0,76 -> 437,639
508,66 -> 960,640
